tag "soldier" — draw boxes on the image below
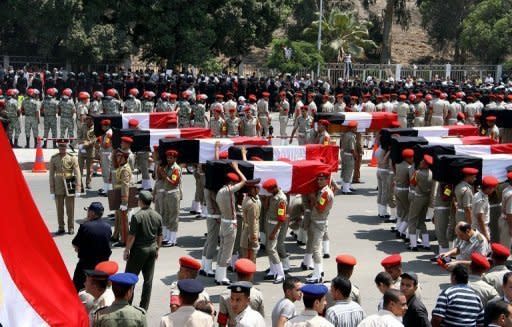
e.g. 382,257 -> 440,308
306,171 -> 334,283
124,190 -> 162,310
49,139 -> 81,234
380,254 -> 403,290
127,119 -> 151,191
161,279 -> 213,327
285,284 -> 332,327
111,148 -> 133,247
159,150 -> 182,247
211,94 -> 225,116
141,91 -> 155,113
468,253 -> 499,306
278,91 -> 290,144
90,91 -> 103,115
362,94 -> 376,113
413,93 -> 427,127
103,88 -> 122,114
482,243 -> 510,296
473,176 -> 499,241
394,148 -> 414,238
396,95 -> 409,128
262,178 -> 288,284
432,182 -> 454,257
333,93 -> 345,113
321,94 -> 334,113
169,256 -> 210,313
376,144 -> 393,218
124,88 -> 142,113
431,92 -> 448,126
290,106 -> 314,145
257,92 -> 270,136
80,261 -> 117,320
178,91 -> 192,128
225,282 -> 265,327
307,92 -> 318,116
98,119 -> 113,196
225,108 -> 241,137
448,95 -> 463,125
21,88 -> 41,148
240,179 -> 261,263
499,171 -> 512,248
5,88 -> 21,147
168,94 -> 179,112
218,259 -> 265,327
93,273 -> 146,326
77,116 -> 97,190
340,121 -> 357,194
223,91 -> 237,117
41,87 -> 59,148
293,92 -> 305,119
215,163 -> 247,285
454,167 -> 478,225
485,116 -> 500,142
241,106 -> 259,137
210,106 -> 225,137
192,94 -> 208,127
407,154 -> 433,251
58,88 -> 76,141
316,119 -> 331,145
76,91 -> 90,133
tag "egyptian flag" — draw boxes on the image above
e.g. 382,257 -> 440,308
112,128 -> 212,152
204,159 -> 330,194
0,126 -> 89,326
227,144 -> 340,172
316,112 -> 398,132
158,137 -> 270,164
93,112 -> 178,136
414,143 -> 512,166
481,108 -> 512,128
380,125 -> 479,149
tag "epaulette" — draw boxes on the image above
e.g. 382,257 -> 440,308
133,305 -> 147,315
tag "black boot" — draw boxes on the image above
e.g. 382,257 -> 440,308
42,140 -> 47,148
25,137 -> 30,148
34,137 -> 38,148
13,139 -> 20,148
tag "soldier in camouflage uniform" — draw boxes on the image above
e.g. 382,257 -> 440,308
124,88 -> 142,113
90,91 -> 104,115
103,89 -> 122,114
156,93 -> 172,112
77,116 -> 97,189
192,94 -> 208,127
59,89 -> 76,141
178,92 -> 192,127
210,107 -> 226,137
225,108 -> 241,137
5,89 -> 21,147
76,91 -> 90,133
41,88 -> 59,148
141,91 -> 155,113
21,88 -> 41,148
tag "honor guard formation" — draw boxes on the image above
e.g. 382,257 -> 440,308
8,68 -> 512,327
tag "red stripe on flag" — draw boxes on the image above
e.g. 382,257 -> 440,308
305,144 -> 340,172
461,136 -> 496,145
491,143 -> 512,154
0,126 -> 89,326
149,112 -> 177,128
291,160 -> 330,194
446,125 -> 479,136
368,112 -> 398,131
230,137 -> 270,145
179,128 -> 212,139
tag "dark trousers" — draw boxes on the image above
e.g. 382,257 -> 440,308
73,259 -> 99,292
125,245 -> 158,310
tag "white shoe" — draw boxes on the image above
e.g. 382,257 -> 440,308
141,179 -> 152,190
274,263 -> 285,284
282,257 -> 291,272
306,263 -> 323,283
215,266 -> 230,285
201,205 -> 208,218
421,233 -> 430,249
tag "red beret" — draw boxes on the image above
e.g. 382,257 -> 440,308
262,178 -> 277,190
402,148 -> 414,158
381,254 -> 402,268
347,121 -> 358,128
508,95 -> 512,101
214,107 -> 222,113
179,256 -> 201,271
229,108 -> 236,113
243,106 -> 251,112
408,94 -> 416,102
497,94 -> 504,101
295,92 -> 303,97
153,145 -> 159,151
399,94 -> 407,101
322,94 -> 329,100
492,243 -> 510,258
101,119 -> 111,126
482,176 -> 499,188
234,258 -> 256,274
390,121 -> 400,128
128,119 -> 139,127
423,154 -> 433,166
486,115 -> 497,122
262,92 -> 270,97
248,94 -> 257,101
301,105 -> 309,111
279,91 -> 286,96
508,171 -> 512,181
219,151 -> 228,159
227,172 -> 240,182
471,252 -> 490,270
462,167 -> 479,176
121,136 -> 133,144
336,254 -> 357,266
169,93 -> 178,100
319,119 -> 330,127
95,261 -> 119,276
215,94 -> 224,99
165,149 -> 179,157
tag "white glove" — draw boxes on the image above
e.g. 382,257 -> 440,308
75,193 -> 81,198
50,194 -> 55,200
119,204 -> 128,211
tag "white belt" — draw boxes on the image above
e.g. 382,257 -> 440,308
221,219 -> 236,223
432,115 -> 443,118
313,220 -> 328,225
395,187 -> 409,191
490,204 -> 501,208
377,168 -> 389,172
157,189 -> 166,193
207,214 -> 220,219
410,190 -> 417,195
457,209 -> 464,212
167,189 -> 179,194
343,152 -> 353,156
267,220 -> 279,225
434,206 -> 449,210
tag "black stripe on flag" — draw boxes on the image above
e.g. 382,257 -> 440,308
413,144 -> 456,168
205,160 -> 255,192
228,146 -> 274,161
433,154 -> 483,185
92,114 -> 123,137
158,139 -> 200,164
314,112 -> 346,124
380,128 -> 419,150
390,136 -> 428,164
481,108 -> 512,128
112,129 -> 150,152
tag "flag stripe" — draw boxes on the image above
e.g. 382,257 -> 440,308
252,161 -> 293,194
121,112 -> 177,129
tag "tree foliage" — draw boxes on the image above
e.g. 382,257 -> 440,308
266,38 -> 323,73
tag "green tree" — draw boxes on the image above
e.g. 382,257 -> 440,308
266,38 -> 323,73
304,10 -> 377,62
460,0 -> 512,63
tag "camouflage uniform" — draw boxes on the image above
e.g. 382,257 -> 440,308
5,97 -> 21,144
89,99 -> 102,115
42,96 -> 59,144
22,96 -> 40,143
178,101 -> 192,127
102,97 -> 121,114
59,97 -> 75,139
141,100 -> 154,113
124,97 -> 142,113
192,103 -> 207,127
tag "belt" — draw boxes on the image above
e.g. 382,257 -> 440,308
434,206 -> 449,210
457,209 -> 465,212
395,187 -> 409,191
207,214 -> 221,219
166,189 -> 179,194
221,219 -> 236,223
490,204 -> 501,208
313,220 -> 328,225
343,152 -> 353,156
157,189 -> 166,193
377,168 -> 389,172
267,220 -> 279,225
432,115 -> 443,118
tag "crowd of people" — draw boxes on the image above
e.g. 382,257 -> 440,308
12,65 -> 512,326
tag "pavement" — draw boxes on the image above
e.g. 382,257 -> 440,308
19,114 -> 448,325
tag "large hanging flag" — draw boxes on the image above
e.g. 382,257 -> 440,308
0,126 -> 89,326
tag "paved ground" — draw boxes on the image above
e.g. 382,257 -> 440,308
19,114 -> 450,325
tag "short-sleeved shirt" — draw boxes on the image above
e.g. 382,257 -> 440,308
432,284 -> 484,326
216,183 -> 243,220
472,190 -> 489,235
455,181 -> 473,210
271,298 -> 297,327
129,207 -> 163,247
454,230 -> 489,260
325,300 -> 365,327
502,185 -> 512,216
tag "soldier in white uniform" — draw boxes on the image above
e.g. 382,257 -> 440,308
278,91 -> 290,144
321,94 -> 334,113
226,282 -> 266,327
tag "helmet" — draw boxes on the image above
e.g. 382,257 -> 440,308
144,91 -> 155,99
62,88 -> 72,97
161,92 -> 169,100
93,91 -> 104,99
129,88 -> 139,97
46,88 -> 58,97
78,91 -> 90,100
106,88 -> 117,97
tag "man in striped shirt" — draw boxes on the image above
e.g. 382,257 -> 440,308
326,276 -> 365,327
431,264 -> 484,327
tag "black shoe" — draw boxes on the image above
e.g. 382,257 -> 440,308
323,253 -> 330,259
390,226 -> 397,232
227,266 -> 234,272
264,274 -> 275,281
305,277 -> 323,284
349,188 -> 356,192
301,263 -> 313,271
342,191 -> 353,195
409,246 -> 418,252
297,241 -> 305,246
215,280 -> 231,286
98,191 -> 107,197
199,269 -> 207,276
110,237 -> 119,242
384,214 -> 390,218
86,184 -> 91,190
56,229 -> 65,235
190,211 -> 199,215
307,272 -> 325,278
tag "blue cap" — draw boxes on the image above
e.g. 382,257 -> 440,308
177,279 -> 204,294
86,202 -> 104,214
300,284 -> 328,297
109,273 -> 138,286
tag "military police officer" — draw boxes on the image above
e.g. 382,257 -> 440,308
41,87 -> 59,148
5,88 -> 21,147
77,115 -> 97,190
21,88 -> 41,148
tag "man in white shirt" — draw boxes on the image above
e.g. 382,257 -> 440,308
229,281 -> 265,327
271,277 -> 303,327
358,289 -> 407,327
